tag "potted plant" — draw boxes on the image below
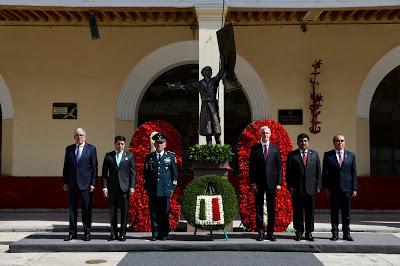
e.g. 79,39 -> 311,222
189,144 -> 232,179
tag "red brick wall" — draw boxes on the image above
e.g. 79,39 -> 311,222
0,175 -> 398,209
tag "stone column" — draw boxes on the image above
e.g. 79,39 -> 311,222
196,6 -> 226,145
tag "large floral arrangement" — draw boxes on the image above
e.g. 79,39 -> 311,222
128,120 -> 186,232
182,175 -> 238,231
236,120 -> 293,232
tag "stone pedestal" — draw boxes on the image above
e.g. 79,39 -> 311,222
191,160 -> 231,179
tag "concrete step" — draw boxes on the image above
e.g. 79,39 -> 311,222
9,232 -> 400,254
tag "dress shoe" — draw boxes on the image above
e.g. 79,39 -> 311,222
159,237 -> 167,241
256,234 -> 264,241
150,237 -> 157,241
343,234 -> 354,241
107,234 -> 118,241
266,234 -> 276,241
305,232 -> 314,241
118,235 -> 126,241
64,233 -> 77,241
83,234 -> 91,241
330,234 -> 339,241
294,232 -> 303,241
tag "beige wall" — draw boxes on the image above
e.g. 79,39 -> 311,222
0,23 -> 399,176
0,26 -> 194,176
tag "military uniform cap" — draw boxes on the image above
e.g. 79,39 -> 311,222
152,132 -> 167,142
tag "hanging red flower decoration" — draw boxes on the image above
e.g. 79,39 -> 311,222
128,120 -> 186,232
236,120 -> 293,232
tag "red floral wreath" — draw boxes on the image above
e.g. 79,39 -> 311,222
236,120 -> 293,232
128,120 -> 185,232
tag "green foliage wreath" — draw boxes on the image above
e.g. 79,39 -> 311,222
182,175 -> 238,231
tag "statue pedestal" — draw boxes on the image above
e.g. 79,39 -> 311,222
191,161 -> 231,179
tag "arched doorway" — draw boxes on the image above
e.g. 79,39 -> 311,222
138,64 -> 251,173
370,65 -> 400,176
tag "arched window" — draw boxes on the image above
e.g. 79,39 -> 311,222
138,64 -> 251,173
370,65 -> 400,176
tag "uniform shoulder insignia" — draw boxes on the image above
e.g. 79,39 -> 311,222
167,151 -> 176,155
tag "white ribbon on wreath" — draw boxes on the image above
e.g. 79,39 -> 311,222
195,195 -> 225,226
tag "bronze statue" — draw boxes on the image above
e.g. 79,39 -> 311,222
168,63 -> 225,145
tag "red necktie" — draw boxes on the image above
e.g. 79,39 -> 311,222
302,151 -> 307,166
263,145 -> 268,160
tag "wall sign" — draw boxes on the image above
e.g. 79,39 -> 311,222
278,109 -> 303,125
52,103 -> 77,119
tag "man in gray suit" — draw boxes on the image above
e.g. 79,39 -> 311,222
286,133 -> 321,241
102,136 -> 136,241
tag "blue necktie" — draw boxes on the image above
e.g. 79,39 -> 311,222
116,152 -> 121,166
76,146 -> 82,163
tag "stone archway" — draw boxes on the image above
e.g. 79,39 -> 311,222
115,40 -> 271,138
356,45 -> 400,175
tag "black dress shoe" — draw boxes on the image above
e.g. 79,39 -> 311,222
159,237 -> 167,241
266,234 -> 276,241
83,234 -> 91,241
119,235 -> 126,241
150,237 -> 157,241
256,234 -> 264,241
64,234 -> 77,241
330,234 -> 339,241
107,234 -> 117,241
343,235 -> 354,241
305,232 -> 314,241
294,232 -> 303,241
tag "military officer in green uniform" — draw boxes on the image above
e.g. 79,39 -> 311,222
144,132 -> 178,241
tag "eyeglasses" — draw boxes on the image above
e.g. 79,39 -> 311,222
336,139 -> 345,142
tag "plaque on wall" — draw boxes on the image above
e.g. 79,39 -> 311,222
278,109 -> 303,125
52,103 -> 77,119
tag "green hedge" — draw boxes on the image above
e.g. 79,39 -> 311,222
181,175 -> 238,231
189,144 -> 232,164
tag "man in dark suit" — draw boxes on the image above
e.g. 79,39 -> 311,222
322,134 -> 358,241
286,133 -> 321,241
63,128 -> 98,241
102,135 -> 136,241
144,132 -> 178,241
249,126 -> 282,241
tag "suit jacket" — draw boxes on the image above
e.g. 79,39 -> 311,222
144,151 -> 178,197
249,143 -> 282,190
63,143 -> 98,191
322,150 -> 358,193
286,149 -> 321,195
102,151 -> 136,193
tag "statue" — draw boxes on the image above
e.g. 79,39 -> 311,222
168,62 -> 225,145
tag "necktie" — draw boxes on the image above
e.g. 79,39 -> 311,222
116,152 -> 121,166
76,145 -> 82,163
302,151 -> 307,166
338,152 -> 343,166
263,145 -> 268,160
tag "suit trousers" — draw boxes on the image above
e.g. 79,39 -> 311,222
291,193 -> 315,233
255,188 -> 276,236
330,190 -> 351,234
149,196 -> 170,239
108,190 -> 129,235
68,185 -> 92,235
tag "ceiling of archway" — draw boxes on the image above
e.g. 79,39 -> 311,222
0,6 -> 399,26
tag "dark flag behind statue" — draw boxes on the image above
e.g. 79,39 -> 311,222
216,23 -> 243,92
